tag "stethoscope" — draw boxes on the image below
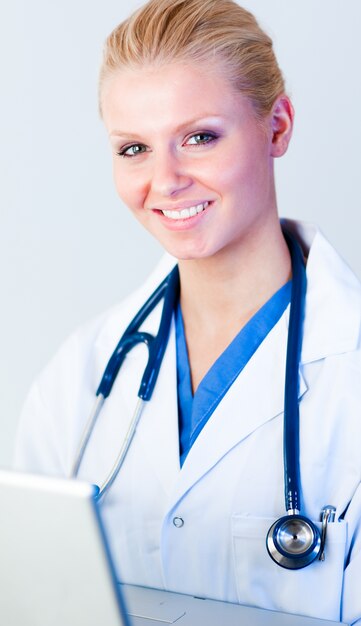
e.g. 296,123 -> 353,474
70,226 -> 335,570
264,229 -> 335,569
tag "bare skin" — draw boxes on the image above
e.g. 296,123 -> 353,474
179,218 -> 291,391
102,62 -> 294,392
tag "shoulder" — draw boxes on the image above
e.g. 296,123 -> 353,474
286,223 -> 361,505
283,219 -> 361,360
14,253 -> 177,472
20,252 -> 177,422
39,252 -> 177,390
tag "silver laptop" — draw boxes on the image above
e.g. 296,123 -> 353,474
0,469 -> 347,626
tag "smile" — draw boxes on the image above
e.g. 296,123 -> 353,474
161,201 -> 209,220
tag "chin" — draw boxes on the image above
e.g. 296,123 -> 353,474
162,242 -> 213,262
149,227 -> 223,262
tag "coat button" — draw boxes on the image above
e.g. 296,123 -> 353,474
173,516 -> 184,528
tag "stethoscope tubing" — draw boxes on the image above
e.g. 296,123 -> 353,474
96,266 -> 180,401
138,266 -> 180,401
70,394 -> 105,479
96,397 -> 145,499
70,265 -> 180,490
96,275 -> 169,400
282,229 -> 307,513
71,396 -> 146,499
266,228 -> 327,569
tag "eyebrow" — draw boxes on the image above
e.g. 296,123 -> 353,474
109,115 -> 225,138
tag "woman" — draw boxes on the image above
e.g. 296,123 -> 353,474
15,0 -> 361,623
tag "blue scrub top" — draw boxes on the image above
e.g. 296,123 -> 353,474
175,282 -> 292,466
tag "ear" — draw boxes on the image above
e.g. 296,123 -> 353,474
270,96 -> 294,158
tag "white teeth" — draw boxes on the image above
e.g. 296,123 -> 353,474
162,201 -> 209,220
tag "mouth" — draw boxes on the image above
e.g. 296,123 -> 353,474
160,201 -> 209,220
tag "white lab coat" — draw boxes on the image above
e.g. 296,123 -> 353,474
15,220 -> 361,625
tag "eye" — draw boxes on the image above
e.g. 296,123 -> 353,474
117,143 -> 148,158
185,132 -> 218,146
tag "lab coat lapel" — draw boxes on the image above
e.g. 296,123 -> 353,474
167,309 -> 307,510
293,224 -> 361,363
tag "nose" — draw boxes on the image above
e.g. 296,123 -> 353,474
150,150 -> 192,198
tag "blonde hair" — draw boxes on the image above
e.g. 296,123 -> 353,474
99,0 -> 285,119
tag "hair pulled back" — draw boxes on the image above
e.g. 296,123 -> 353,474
99,0 -> 285,118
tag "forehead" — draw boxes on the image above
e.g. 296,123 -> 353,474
101,62 -> 254,134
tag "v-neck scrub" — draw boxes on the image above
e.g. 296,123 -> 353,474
175,281 -> 292,466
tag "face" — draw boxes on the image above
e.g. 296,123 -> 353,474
101,62 -> 289,262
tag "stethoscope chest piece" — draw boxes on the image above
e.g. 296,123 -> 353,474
266,514 -> 321,570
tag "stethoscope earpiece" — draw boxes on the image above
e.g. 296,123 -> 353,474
266,514 -> 321,570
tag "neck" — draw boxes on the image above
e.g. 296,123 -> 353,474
178,219 -> 291,333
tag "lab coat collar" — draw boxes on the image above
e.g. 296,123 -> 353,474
115,218 -> 361,365
283,219 -> 361,363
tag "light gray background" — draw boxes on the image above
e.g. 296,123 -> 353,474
1,1 -> 360,467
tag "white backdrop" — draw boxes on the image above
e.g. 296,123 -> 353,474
1,1 -> 360,466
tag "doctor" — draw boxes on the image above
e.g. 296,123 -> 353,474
14,0 -> 361,623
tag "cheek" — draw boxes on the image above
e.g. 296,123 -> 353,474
113,162 -> 148,212
210,158 -> 254,195
220,144 -> 270,196
191,156 -> 242,193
